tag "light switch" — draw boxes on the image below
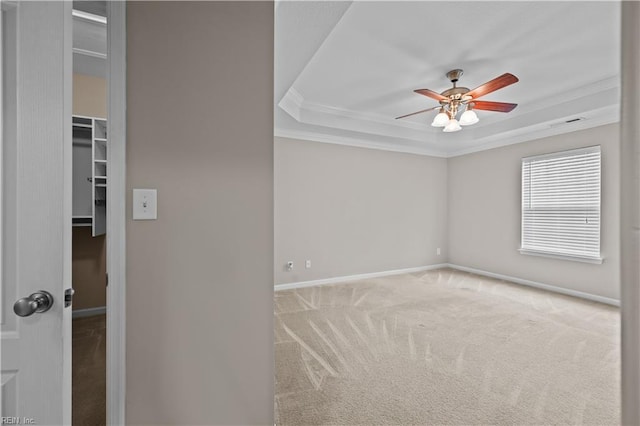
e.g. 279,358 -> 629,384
133,189 -> 157,220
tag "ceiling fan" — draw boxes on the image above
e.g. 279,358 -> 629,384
396,69 -> 519,132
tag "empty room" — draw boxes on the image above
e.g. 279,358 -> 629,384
274,2 -> 623,424
3,1 -> 640,425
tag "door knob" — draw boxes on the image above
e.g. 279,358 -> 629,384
13,291 -> 54,317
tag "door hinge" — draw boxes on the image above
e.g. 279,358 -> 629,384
106,273 -> 109,287
64,288 -> 75,308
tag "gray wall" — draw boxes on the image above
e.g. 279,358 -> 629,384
448,124 -> 620,300
275,137 -> 448,284
126,2 -> 273,424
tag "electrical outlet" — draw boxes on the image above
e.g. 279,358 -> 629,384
437,247 -> 441,256
286,261 -> 294,271
305,260 -> 311,269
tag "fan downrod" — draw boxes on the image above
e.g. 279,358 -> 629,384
441,69 -> 469,99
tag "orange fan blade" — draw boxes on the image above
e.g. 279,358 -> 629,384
471,100 -> 518,112
395,106 -> 440,120
466,73 -> 519,99
414,88 -> 448,102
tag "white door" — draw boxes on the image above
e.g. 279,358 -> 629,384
1,1 -> 73,424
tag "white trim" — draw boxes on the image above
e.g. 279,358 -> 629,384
301,97 -> 430,132
73,47 -> 107,60
0,8 -> 4,374
447,263 -> 619,306
276,76 -> 619,158
521,144 -> 601,162
518,249 -> 603,265
63,3 -> 74,421
72,9 -> 107,25
274,128 -> 448,158
275,262 -> 620,307
430,106 -> 618,158
274,264 -> 449,291
279,75 -> 618,138
106,2 -> 126,426
275,110 -> 619,159
277,87 -> 303,122
72,306 -> 106,319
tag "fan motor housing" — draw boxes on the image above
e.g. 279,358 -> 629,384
441,86 -> 470,100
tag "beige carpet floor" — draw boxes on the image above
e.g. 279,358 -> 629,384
72,314 -> 106,426
275,268 -> 620,425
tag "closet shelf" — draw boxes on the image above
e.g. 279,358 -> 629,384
73,114 -> 107,237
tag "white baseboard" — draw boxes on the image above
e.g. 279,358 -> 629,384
274,262 -> 620,307
446,263 -> 620,307
274,264 -> 449,292
72,306 -> 106,318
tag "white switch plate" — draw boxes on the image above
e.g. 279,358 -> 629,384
133,189 -> 157,220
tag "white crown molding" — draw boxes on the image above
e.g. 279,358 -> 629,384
279,87 -> 432,143
284,98 -> 433,143
447,105 -> 620,157
278,87 -> 304,122
73,47 -> 107,59
277,75 -> 620,157
302,99 -> 430,132
274,127 -> 448,157
275,105 -> 619,159
72,9 -> 107,25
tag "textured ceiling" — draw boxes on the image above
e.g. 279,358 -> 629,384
275,1 -> 621,157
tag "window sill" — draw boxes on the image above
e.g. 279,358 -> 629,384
518,249 -> 603,264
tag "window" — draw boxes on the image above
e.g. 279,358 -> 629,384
520,146 -> 602,263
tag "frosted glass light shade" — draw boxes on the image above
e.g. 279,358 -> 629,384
443,119 -> 462,132
459,109 -> 479,126
431,112 -> 449,127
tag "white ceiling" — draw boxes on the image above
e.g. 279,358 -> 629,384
275,1 -> 621,157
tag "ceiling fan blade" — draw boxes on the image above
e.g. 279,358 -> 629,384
466,73 -> 519,99
471,100 -> 518,112
395,106 -> 440,120
414,88 -> 448,102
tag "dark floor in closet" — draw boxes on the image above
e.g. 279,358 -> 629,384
72,314 -> 106,426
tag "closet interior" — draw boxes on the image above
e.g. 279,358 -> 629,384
71,1 -> 108,425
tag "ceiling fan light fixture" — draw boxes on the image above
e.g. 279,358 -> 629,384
431,110 -> 449,127
459,108 -> 479,126
396,69 -> 518,134
443,118 -> 462,133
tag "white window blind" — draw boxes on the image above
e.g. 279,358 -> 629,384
520,146 -> 602,263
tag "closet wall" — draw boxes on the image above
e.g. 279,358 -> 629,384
72,72 -> 107,310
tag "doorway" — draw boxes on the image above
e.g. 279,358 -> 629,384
71,3 -> 108,424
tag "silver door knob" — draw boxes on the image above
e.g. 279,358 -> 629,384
13,291 -> 54,317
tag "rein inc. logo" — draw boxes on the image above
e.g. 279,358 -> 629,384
1,418 -> 35,425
